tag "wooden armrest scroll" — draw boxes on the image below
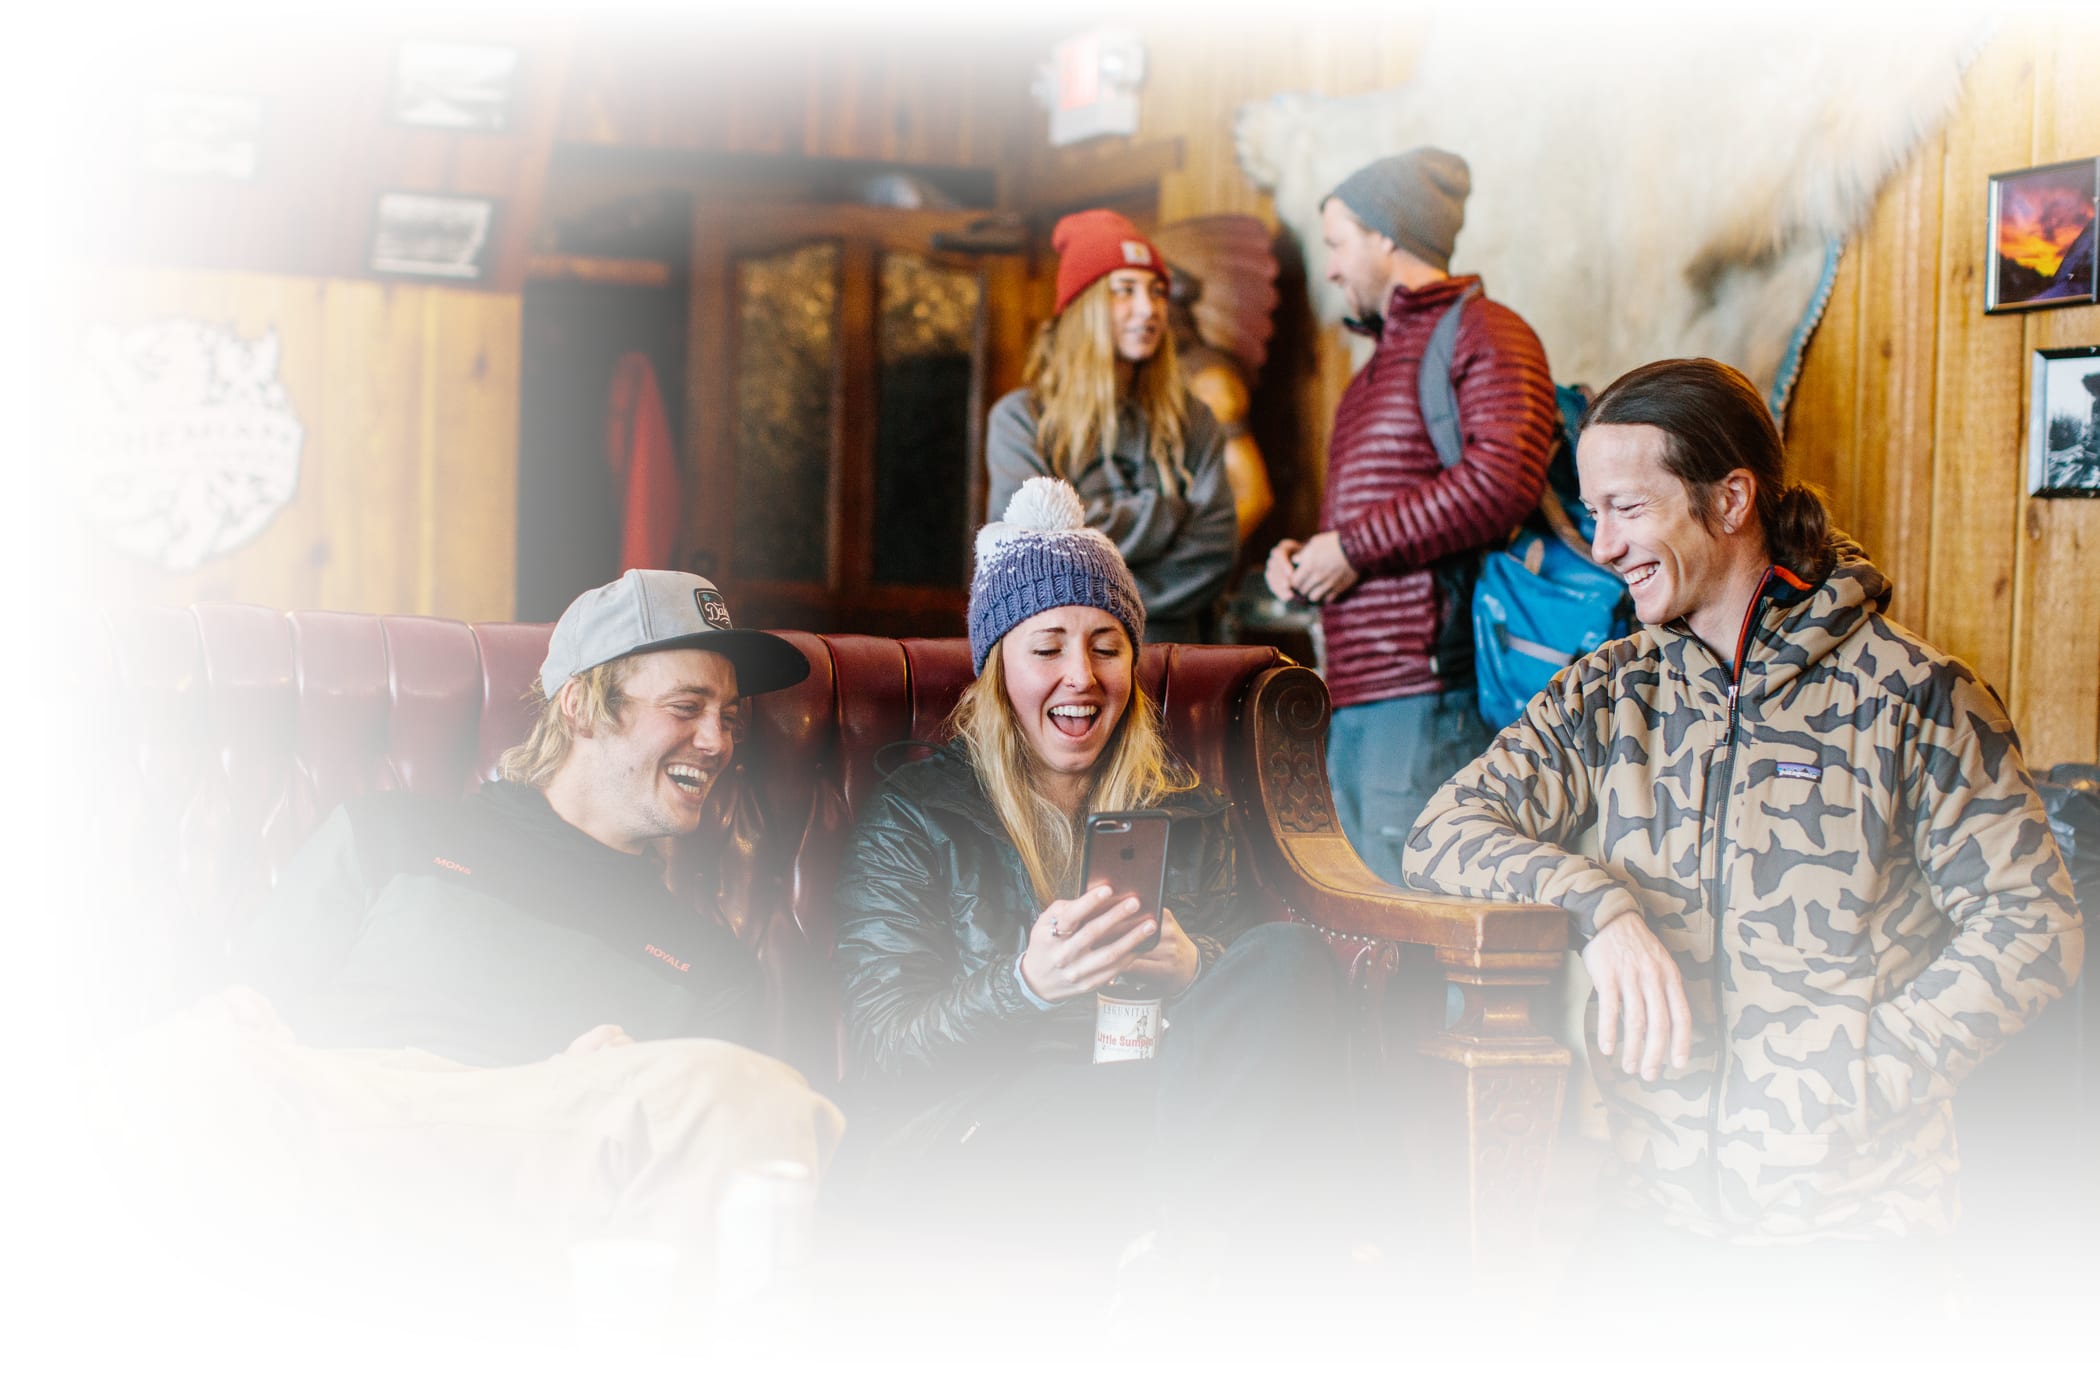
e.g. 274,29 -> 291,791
1236,663 -> 1568,971
1235,663 -> 1571,1271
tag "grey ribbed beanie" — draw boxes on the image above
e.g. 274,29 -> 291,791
1326,147 -> 1471,269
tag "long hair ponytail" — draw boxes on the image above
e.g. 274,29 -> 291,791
1584,357 -> 1837,582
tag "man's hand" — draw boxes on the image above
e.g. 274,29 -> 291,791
1264,539 -> 1303,603
1582,912 -> 1692,1081
564,1024 -> 635,1056
1019,884 -> 1156,1002
1120,908 -> 1200,997
1288,531 -> 1359,603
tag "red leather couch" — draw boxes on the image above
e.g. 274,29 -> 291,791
93,602 -> 1570,1266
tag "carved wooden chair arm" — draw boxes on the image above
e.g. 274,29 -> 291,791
1234,662 -> 1567,969
1232,661 -> 1572,1273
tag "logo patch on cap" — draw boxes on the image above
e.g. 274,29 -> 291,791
1120,241 -> 1151,264
694,588 -> 732,630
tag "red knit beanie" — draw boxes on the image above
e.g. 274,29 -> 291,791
1051,210 -> 1165,314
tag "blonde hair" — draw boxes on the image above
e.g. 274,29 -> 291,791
949,642 -> 1195,905
496,656 -> 638,787
1026,276 -> 1191,495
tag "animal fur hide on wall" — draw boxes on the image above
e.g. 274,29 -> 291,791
1236,11 -> 1988,416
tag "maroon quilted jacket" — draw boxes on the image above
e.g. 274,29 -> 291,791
1320,275 -> 1557,709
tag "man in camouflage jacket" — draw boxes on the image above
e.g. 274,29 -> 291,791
1404,359 -> 2083,1241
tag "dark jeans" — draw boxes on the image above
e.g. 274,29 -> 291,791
831,922 -> 1350,1262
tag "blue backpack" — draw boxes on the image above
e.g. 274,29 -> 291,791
1419,293 -> 1634,731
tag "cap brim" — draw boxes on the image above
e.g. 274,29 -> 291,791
626,629 -> 811,697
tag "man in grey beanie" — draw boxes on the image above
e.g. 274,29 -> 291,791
1265,146 -> 1559,887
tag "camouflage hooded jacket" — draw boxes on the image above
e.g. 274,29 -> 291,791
1403,536 -> 2083,1239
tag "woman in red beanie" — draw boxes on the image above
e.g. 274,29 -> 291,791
984,209 -> 1239,643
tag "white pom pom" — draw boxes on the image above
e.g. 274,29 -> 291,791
1003,476 -> 1085,533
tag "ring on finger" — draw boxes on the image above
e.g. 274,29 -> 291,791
1046,912 -> 1059,937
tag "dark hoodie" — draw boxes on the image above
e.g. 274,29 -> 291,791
241,780 -> 763,1065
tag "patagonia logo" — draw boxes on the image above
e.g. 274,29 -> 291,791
644,944 -> 690,974
693,588 -> 732,630
1774,762 -> 1823,781
431,856 -> 473,875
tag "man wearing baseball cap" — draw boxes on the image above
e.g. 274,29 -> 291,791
246,567 -> 813,1060
86,571 -> 837,1312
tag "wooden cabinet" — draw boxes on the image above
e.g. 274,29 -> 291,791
684,206 -> 1026,635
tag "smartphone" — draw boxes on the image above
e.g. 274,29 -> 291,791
1078,810 -> 1172,954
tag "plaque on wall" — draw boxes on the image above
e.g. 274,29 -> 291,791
1986,158 -> 2100,314
2029,345 -> 2100,499
391,40 -> 520,132
75,320 -> 305,570
138,91 -> 262,179
369,192 -> 497,282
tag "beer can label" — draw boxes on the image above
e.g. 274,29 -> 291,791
1093,994 -> 1162,1063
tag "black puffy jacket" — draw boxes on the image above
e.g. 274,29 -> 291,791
834,742 -> 1250,1089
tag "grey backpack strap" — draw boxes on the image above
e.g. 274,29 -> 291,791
1417,286 -> 1481,469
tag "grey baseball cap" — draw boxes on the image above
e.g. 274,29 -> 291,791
539,569 -> 810,698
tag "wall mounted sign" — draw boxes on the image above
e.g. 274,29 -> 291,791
75,320 -> 305,570
1032,30 -> 1144,147
1986,157 -> 2099,313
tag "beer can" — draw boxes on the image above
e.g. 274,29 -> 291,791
714,1158 -> 817,1302
1093,992 -> 1163,1063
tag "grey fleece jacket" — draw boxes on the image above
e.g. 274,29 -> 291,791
984,388 -> 1238,630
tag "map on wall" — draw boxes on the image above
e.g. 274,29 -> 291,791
74,320 -> 305,571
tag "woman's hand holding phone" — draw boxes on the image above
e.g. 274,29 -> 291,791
1119,908 -> 1198,997
1018,884 -> 1158,1002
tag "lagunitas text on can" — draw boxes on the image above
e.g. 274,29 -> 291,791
1093,991 -> 1162,1062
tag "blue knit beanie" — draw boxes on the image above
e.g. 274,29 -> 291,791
969,478 -> 1145,674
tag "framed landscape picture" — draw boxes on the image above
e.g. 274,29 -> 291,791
139,91 -> 262,179
2028,345 -> 2100,499
1986,157 -> 2099,313
368,192 -> 497,281
390,40 -> 520,132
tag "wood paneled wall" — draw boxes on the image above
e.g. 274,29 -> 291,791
74,270 -> 519,622
1788,20 -> 2100,768
76,16 -> 2100,766
557,25 -> 1033,167
1035,17 -> 2099,767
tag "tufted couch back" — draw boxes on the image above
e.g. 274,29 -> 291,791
93,603 -> 1293,1084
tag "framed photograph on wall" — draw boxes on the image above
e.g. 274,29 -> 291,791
368,192 -> 497,281
1986,157 -> 2099,313
139,91 -> 262,179
391,40 -> 520,132
2028,345 -> 2100,499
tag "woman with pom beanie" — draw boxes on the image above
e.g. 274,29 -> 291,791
828,478 -> 1347,1279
